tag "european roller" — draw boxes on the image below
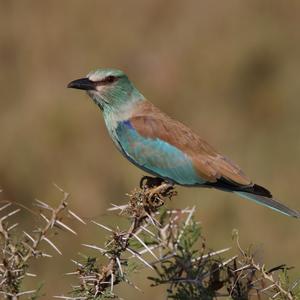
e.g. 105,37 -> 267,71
67,68 -> 300,218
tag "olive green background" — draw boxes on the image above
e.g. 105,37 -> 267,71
1,1 -> 300,298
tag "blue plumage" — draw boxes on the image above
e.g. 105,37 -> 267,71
115,120 -> 204,185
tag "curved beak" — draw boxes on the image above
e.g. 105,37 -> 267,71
67,77 -> 95,90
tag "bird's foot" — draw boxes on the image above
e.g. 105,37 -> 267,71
147,182 -> 174,198
140,176 -> 176,207
140,176 -> 166,189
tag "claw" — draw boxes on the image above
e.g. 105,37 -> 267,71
139,176 -> 166,189
148,183 -> 172,198
139,176 -> 175,208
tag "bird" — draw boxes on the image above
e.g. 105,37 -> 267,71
67,68 -> 300,218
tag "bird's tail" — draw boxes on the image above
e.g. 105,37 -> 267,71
235,191 -> 300,218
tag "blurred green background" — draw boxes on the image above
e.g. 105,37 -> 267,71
1,0 -> 300,298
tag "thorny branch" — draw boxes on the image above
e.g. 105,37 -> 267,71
0,185 -> 84,299
0,182 -> 299,299
60,179 -> 177,299
60,180 -> 299,300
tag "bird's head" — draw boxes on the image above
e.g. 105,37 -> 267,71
67,68 -> 143,111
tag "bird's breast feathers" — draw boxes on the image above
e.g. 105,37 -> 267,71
111,100 -> 251,187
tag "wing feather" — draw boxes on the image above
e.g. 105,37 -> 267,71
115,120 -> 204,185
130,100 -> 251,186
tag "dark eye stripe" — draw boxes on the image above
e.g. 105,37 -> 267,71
96,75 -> 119,85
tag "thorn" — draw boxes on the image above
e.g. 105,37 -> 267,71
145,212 -> 161,227
108,203 -> 128,212
290,279 -> 300,291
219,255 -> 238,268
71,259 -> 83,267
34,199 -> 52,210
193,247 -> 231,262
53,296 -> 86,300
176,206 -> 195,244
41,252 -> 53,258
138,244 -> 159,256
42,236 -> 62,255
132,232 -> 158,260
110,271 -> 114,293
140,225 -> 160,240
259,284 -> 276,293
23,231 -> 35,243
233,264 -> 252,273
64,271 -> 79,276
7,223 -> 18,231
55,220 -> 77,235
81,243 -> 106,253
25,272 -> 37,277
68,209 -> 86,224
40,213 -> 50,223
272,291 -> 281,299
91,220 -> 113,232
126,247 -> 154,270
0,202 -> 12,212
116,257 -> 123,277
16,290 -> 37,296
0,208 -> 21,221
53,182 -> 64,192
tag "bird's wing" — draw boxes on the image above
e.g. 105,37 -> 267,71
116,119 -> 204,185
116,100 -> 251,187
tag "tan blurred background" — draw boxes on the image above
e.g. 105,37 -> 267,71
1,0 -> 300,298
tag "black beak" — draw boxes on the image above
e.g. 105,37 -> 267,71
67,77 -> 95,90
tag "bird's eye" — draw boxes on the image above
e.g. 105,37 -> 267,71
103,75 -> 117,84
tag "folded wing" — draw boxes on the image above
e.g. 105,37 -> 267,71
115,100 -> 300,218
128,100 -> 251,187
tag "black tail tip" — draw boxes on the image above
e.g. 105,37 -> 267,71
290,209 -> 300,219
252,184 -> 273,198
